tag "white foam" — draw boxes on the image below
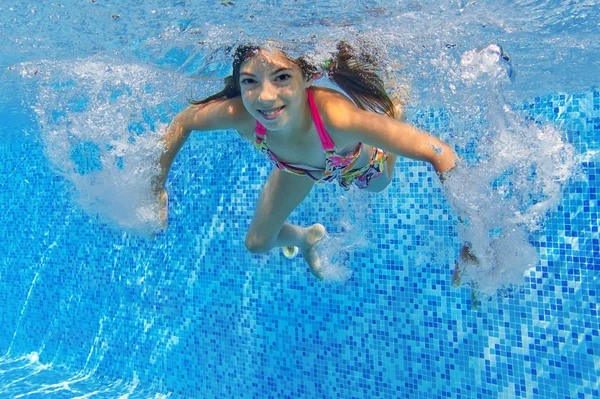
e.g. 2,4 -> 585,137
443,108 -> 576,295
460,44 -> 513,83
29,57 -> 191,236
314,191 -> 373,283
318,234 -> 354,283
319,260 -> 354,283
434,44 -> 578,295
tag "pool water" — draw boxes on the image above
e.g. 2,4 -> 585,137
1,0 -> 599,398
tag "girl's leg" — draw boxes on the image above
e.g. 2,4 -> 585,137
364,153 -> 397,193
245,168 -> 326,280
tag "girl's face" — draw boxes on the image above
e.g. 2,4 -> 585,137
239,49 -> 311,131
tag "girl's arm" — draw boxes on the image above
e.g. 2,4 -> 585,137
325,95 -> 457,178
156,97 -> 253,190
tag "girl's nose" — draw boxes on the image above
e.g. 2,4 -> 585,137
257,82 -> 277,103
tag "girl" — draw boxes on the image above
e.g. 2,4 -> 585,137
155,41 -> 458,280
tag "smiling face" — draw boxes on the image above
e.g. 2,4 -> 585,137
239,49 -> 312,131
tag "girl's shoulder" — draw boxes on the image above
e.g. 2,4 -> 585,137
309,85 -> 368,148
309,85 -> 362,130
310,85 -> 352,105
185,96 -> 255,139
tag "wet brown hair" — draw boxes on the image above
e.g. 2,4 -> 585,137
191,41 -> 396,118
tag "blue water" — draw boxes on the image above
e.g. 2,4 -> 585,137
1,0 -> 599,398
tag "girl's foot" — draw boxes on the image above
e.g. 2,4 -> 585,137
300,223 -> 327,280
452,243 -> 479,287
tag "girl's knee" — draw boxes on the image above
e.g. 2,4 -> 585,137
367,155 -> 396,193
244,233 -> 271,254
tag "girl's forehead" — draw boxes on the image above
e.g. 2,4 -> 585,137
240,50 -> 297,72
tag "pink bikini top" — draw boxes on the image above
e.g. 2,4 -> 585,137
253,88 -> 366,183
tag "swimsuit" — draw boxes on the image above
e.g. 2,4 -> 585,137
253,89 -> 388,190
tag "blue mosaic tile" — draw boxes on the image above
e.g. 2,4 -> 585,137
1,89 -> 599,398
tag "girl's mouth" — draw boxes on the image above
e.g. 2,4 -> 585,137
258,106 -> 285,120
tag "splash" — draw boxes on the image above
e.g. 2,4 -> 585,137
318,234 -> 355,283
460,44 -> 514,83
443,45 -> 577,295
27,58 -> 190,236
316,191 -> 372,283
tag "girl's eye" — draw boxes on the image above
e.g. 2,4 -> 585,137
240,78 -> 256,85
275,74 -> 291,82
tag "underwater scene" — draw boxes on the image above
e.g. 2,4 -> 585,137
1,0 -> 599,398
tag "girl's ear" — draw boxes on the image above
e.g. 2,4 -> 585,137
303,76 -> 314,88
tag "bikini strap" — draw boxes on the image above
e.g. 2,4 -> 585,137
306,89 -> 336,152
255,91 -> 335,151
255,121 -> 266,138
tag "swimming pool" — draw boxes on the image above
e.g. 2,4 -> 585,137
1,0 -> 599,398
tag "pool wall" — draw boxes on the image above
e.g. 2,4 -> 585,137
1,89 -> 598,398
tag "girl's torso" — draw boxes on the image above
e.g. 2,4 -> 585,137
236,86 -> 376,177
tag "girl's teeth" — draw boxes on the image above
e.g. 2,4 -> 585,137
261,106 -> 283,116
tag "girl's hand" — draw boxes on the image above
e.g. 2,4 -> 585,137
157,187 -> 168,230
452,243 -> 480,287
